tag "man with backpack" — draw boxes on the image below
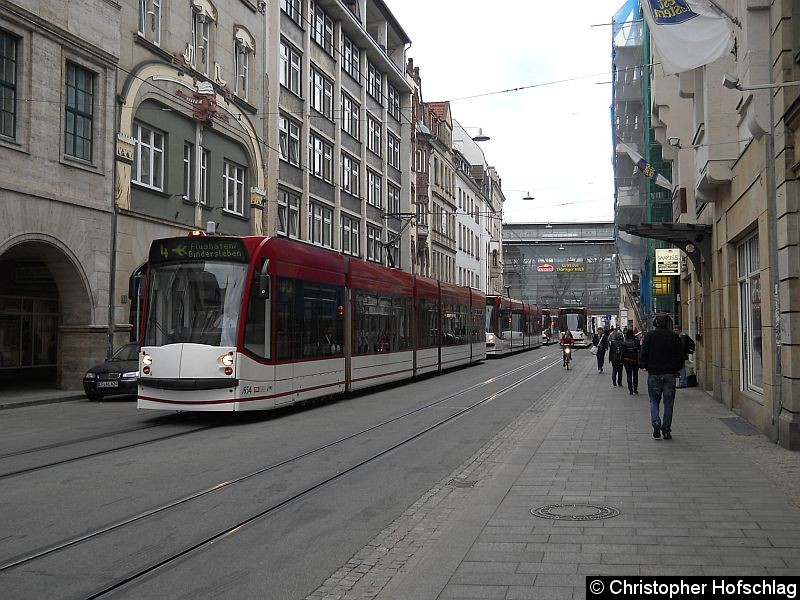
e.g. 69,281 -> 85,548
674,325 -> 695,387
609,328 -> 625,387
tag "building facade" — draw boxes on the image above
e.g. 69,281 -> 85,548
616,0 -> 800,449
0,0 -> 120,388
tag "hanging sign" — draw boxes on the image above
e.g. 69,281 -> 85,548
655,248 -> 681,276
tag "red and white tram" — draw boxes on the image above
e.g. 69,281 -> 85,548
484,295 -> 542,355
137,234 -> 486,411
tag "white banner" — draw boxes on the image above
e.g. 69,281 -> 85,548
616,141 -> 674,191
641,0 -> 735,75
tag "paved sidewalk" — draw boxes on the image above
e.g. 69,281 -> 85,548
308,354 -> 800,600
0,388 -> 85,410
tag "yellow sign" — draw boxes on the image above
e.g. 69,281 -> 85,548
556,264 -> 585,273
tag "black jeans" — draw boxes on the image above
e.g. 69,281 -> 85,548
624,362 -> 639,392
596,350 -> 606,371
611,360 -> 624,386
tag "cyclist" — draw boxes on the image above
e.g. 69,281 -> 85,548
560,329 -> 575,367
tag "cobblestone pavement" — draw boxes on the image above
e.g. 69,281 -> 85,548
306,356 -> 800,600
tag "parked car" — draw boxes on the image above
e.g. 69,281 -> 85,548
486,331 -> 497,348
83,343 -> 139,401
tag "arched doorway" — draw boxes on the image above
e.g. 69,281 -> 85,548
0,238 -> 93,389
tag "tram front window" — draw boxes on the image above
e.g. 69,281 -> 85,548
565,314 -> 580,332
144,262 -> 247,347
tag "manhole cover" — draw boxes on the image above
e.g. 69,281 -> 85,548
531,503 -> 620,521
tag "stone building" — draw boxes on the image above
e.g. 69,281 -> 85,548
0,0 -> 120,389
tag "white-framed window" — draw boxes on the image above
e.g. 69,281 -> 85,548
1,30 -> 19,140
309,200 -> 333,248
280,0 -> 301,24
341,213 -> 360,257
341,34 -> 361,82
386,235 -> 400,268
388,85 -> 400,121
279,40 -> 301,95
341,152 -> 360,196
138,0 -> 161,45
366,225 -> 382,263
367,169 -> 381,208
223,160 -> 246,215
183,142 -> 194,201
132,121 -> 164,190
279,114 -> 301,166
341,92 -> 360,140
191,8 -> 213,76
367,114 -> 381,156
387,133 -> 401,169
64,62 -> 94,162
199,148 -> 208,205
310,66 -> 334,119
278,188 -> 300,237
309,132 -> 333,182
387,182 -> 400,215
738,233 -> 763,393
234,41 -> 251,101
309,1 -> 334,56
367,62 -> 382,102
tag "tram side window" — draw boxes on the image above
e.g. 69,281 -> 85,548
354,291 -> 411,354
275,278 -> 343,360
276,278 -> 296,360
416,298 -> 439,349
471,306 -> 483,343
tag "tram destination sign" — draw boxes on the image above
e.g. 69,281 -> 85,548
655,248 -> 681,275
150,237 -> 249,264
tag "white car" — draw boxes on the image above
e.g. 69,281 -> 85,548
485,331 -> 496,348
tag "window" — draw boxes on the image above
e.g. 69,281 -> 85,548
234,42 -> 251,101
738,233 -> 763,393
367,114 -> 381,155
367,62 -> 382,102
386,235 -> 400,268
341,152 -> 360,197
223,160 -> 246,215
277,189 -> 300,237
64,62 -> 94,161
341,214 -> 360,257
341,34 -> 361,82
199,148 -> 208,205
0,30 -> 17,139
387,182 -> 400,215
341,92 -> 360,140
388,85 -> 400,121
309,1 -> 334,55
387,133 -> 401,169
310,66 -> 334,119
275,278 -> 344,360
366,225 -> 382,263
309,200 -> 333,248
280,40 -> 301,95
309,133 -> 333,182
191,9 -> 212,76
138,0 -> 161,45
354,291 -> 412,354
183,143 -> 194,200
279,114 -> 301,166
280,0 -> 301,24
367,170 -> 381,208
133,122 -> 164,189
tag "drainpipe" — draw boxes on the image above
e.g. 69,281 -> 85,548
766,4 -> 782,443
107,67 -> 120,360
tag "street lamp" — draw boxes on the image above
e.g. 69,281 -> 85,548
722,73 -> 800,91
471,128 -> 490,142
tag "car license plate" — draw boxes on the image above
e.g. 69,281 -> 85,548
96,381 -> 119,389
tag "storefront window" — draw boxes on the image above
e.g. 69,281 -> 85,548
737,234 -> 763,392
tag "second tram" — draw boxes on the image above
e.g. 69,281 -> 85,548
485,295 -> 542,355
137,234 -> 486,411
557,306 -> 591,347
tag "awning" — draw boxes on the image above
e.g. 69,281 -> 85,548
617,222 -> 712,280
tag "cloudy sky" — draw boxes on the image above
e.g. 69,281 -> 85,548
389,1 -> 626,224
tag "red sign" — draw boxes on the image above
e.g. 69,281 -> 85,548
537,264 -> 554,272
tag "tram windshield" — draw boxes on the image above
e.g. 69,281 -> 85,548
143,261 -> 247,347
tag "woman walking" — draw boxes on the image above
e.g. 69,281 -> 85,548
622,328 -> 641,394
595,328 -> 609,374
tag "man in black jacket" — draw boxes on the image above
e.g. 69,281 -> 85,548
640,313 -> 684,440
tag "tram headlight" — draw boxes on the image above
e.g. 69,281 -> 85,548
142,353 -> 153,365
218,352 -> 235,368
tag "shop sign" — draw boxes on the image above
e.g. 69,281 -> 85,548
556,263 -> 585,273
537,264 -> 554,272
655,248 -> 681,275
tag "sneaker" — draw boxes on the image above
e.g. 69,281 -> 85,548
662,432 -> 672,440
653,424 -> 661,439
629,390 -> 633,395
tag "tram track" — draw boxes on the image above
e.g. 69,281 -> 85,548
0,355 -> 550,481
0,353 -> 560,587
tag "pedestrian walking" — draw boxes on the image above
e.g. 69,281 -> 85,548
609,329 -> 625,387
674,325 -> 695,387
640,313 -> 684,440
595,328 -> 609,374
621,328 -> 641,394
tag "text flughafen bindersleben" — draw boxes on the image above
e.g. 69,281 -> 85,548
603,579 -> 796,598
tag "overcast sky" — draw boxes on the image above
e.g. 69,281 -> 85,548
389,1 -> 624,224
